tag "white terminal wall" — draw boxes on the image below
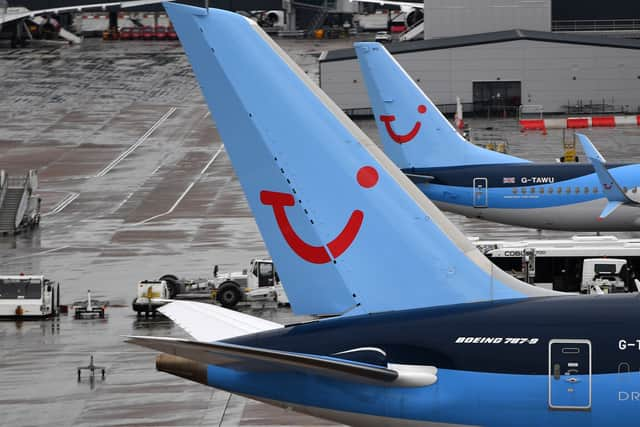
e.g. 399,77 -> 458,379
423,0 -> 551,39
320,40 -> 640,113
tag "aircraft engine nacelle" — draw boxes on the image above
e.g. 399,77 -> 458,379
265,10 -> 285,28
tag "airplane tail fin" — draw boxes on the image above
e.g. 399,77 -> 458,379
576,133 -> 636,219
354,42 -> 527,169
165,3 -> 554,316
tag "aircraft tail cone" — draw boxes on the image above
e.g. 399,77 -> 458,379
156,354 -> 208,385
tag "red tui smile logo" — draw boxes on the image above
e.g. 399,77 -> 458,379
260,166 -> 379,264
379,104 -> 427,144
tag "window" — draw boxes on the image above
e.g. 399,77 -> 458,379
557,187 -> 562,194
566,187 -> 571,194
512,188 -> 518,194
521,188 -> 527,194
634,187 -> 638,194
0,282 -> 18,299
530,187 -> 536,194
584,187 -> 589,194
623,186 -> 628,193
259,262 -> 273,277
575,187 -> 580,194
593,187 -> 599,193
539,187 -> 545,194
26,283 -> 41,299
0,279 -> 41,300
548,187 -> 554,194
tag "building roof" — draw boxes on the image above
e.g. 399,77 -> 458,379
319,29 -> 640,63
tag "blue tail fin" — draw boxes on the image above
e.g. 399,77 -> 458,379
165,4 -> 554,316
355,42 -> 528,169
576,133 -> 633,219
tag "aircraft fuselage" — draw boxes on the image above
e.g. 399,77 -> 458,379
200,295 -> 640,426
405,162 -> 640,231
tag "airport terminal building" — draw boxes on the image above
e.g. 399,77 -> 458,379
320,0 -> 640,115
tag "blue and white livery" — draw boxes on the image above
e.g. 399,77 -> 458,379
355,42 -> 640,231
128,4 -> 640,427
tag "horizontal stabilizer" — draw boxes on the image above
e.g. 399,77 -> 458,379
158,301 -> 282,342
576,133 -> 628,204
405,173 -> 434,184
127,335 -> 438,387
599,201 -> 623,220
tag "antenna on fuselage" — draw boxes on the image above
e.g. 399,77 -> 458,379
205,0 -> 209,14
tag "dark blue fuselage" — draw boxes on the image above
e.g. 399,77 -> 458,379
201,295 -> 640,426
404,163 -> 640,231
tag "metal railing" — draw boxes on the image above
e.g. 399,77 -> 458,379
563,99 -> 639,115
6,176 -> 26,189
552,19 -> 640,34
14,178 -> 29,230
0,170 -> 6,209
399,18 -> 424,42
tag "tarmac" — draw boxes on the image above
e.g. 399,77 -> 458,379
1,36 -> 640,426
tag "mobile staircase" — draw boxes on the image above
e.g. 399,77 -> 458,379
399,18 -> 424,41
0,170 -> 40,235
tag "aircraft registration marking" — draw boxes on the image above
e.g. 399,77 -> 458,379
619,339 -> 640,350
520,177 -> 556,184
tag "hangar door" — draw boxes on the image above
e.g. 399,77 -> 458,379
473,81 -> 521,117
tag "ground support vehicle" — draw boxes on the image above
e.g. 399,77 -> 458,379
132,280 -> 170,317
475,235 -> 640,293
73,289 -> 107,319
374,31 -> 392,43
0,275 -> 59,318
213,257 -> 289,308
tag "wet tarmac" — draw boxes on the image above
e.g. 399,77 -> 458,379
1,36 -> 640,426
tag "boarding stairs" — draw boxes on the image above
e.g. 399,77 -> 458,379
307,9 -> 328,32
31,16 -> 83,44
0,186 -> 24,235
399,18 -> 424,41
0,170 -> 39,235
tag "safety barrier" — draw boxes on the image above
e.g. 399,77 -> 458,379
520,115 -> 640,133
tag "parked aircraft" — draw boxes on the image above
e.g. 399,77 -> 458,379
129,4 -> 640,426
349,0 -> 424,13
0,0 -> 170,47
355,42 -> 640,231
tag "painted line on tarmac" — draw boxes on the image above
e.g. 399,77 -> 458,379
137,145 -> 224,225
4,245 -> 71,261
95,107 -> 177,178
42,192 -> 80,216
113,191 -> 134,213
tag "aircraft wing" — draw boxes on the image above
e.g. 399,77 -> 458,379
127,335 -> 437,387
576,133 -> 636,219
0,1 -> 172,26
158,300 -> 283,342
349,0 -> 424,12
